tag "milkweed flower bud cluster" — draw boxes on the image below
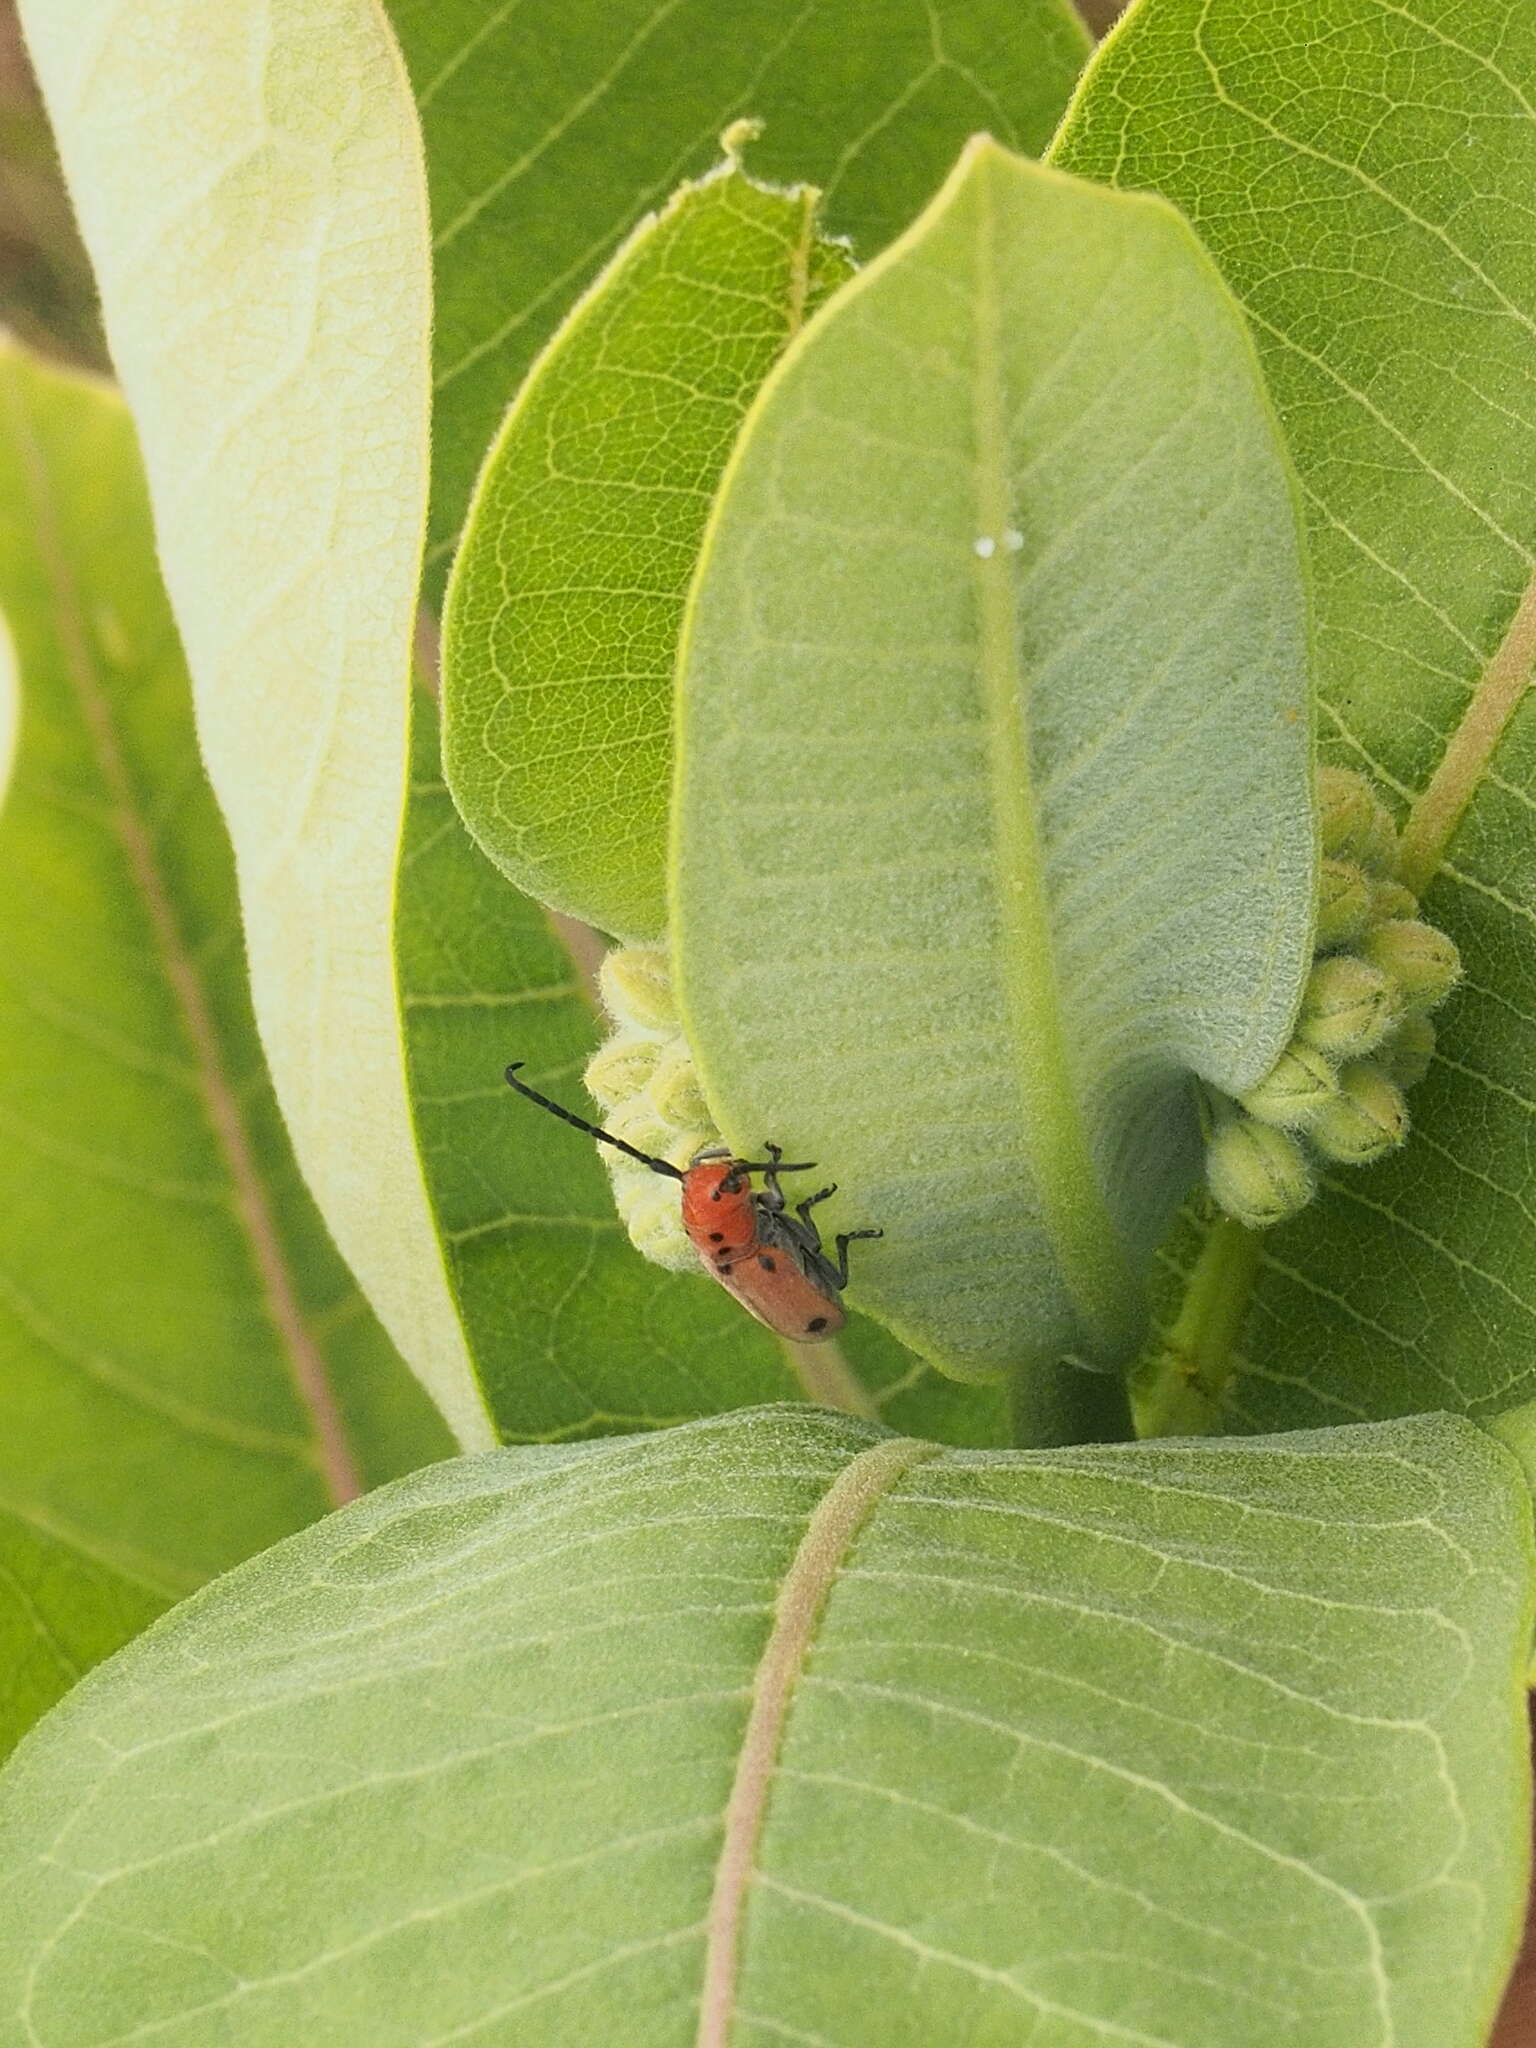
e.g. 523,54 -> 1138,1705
582,945 -> 720,1269
1204,766 -> 1461,1231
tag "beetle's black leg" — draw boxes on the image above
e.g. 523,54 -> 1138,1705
758,1141 -> 786,1210
828,1228 -> 883,1288
793,1184 -> 837,1248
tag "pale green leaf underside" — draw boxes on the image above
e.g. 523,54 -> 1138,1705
16,0 -> 491,1449
0,345 -> 449,1754
443,169 -> 855,942
1055,0 -> 1536,1430
0,1406 -> 1528,2045
384,0 -> 1093,598
674,141 -> 1315,1383
403,692 -> 1010,1446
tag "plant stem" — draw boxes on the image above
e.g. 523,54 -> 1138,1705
1395,566 -> 1536,894
1132,1218 -> 1262,1437
1007,1355 -> 1135,1448
781,1336 -> 879,1421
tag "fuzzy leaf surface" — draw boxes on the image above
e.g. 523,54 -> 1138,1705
0,1406 -> 1528,2045
15,0 -> 491,1446
0,345 -> 449,1755
385,0 -> 1094,596
1055,0 -> 1536,1429
442,170 -> 854,940
673,141 -> 1316,1383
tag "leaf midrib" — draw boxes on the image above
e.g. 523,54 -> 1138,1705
694,1433 -> 936,2045
1,366 -> 362,1509
968,151 -> 1139,1366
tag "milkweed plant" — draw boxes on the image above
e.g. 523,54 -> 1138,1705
0,2 -> 1534,2043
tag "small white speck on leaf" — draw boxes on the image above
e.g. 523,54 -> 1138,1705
973,535 -> 996,558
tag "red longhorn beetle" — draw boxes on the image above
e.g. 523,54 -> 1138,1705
505,1064 -> 881,1342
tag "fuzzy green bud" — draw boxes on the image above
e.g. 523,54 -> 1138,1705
606,1095 -> 685,1167
1238,1039 -> 1339,1128
1368,877 -> 1419,923
620,1175 -> 699,1271
584,1033 -> 664,1110
1315,858 -> 1372,949
1318,766 -> 1398,874
1308,1062 -> 1408,1165
1375,1014 -> 1436,1091
648,1042 -> 712,1133
1206,1116 -> 1313,1230
1296,953 -> 1402,1059
1360,918 -> 1462,1014
599,946 -> 677,1033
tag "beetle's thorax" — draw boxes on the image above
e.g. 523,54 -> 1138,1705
681,1158 -> 759,1264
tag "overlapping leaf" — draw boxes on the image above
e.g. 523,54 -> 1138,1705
1055,0 -> 1536,1430
443,168 -> 854,941
0,344 -> 449,1755
0,1406 -> 1526,2044
673,141 -> 1316,1386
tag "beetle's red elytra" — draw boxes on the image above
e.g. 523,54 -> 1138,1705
505,1064 -> 880,1342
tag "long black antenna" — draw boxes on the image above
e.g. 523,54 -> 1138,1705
505,1063 -> 685,1180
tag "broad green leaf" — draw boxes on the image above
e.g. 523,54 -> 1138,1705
385,0 -> 1094,595
443,167 -> 855,942
0,342 -> 450,1755
403,688 -> 1010,1446
673,140 -> 1316,1385
0,1405 -> 1527,2044
1054,0 -> 1536,1431
16,0 -> 492,1448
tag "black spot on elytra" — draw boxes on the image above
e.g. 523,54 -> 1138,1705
708,1232 -> 724,1243
757,1254 -> 777,1272
806,1316 -> 828,1333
